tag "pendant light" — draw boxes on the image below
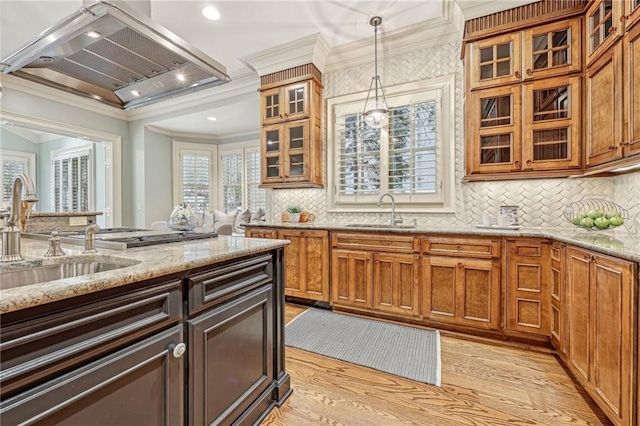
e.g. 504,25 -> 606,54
363,16 -> 389,129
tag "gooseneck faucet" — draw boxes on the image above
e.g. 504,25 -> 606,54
1,174 -> 38,262
377,193 -> 403,226
84,224 -> 101,254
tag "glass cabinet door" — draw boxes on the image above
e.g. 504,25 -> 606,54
283,82 -> 309,121
586,0 -> 623,65
283,121 -> 309,180
471,85 -> 522,173
523,19 -> 581,79
261,87 -> 281,125
470,33 -> 521,89
626,0 -> 640,31
261,125 -> 282,182
523,76 -> 581,171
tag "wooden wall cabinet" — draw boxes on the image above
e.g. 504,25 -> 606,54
586,41 -> 624,167
567,247 -> 636,426
259,66 -> 323,189
505,239 -> 550,336
549,242 -> 567,356
623,23 -> 640,157
421,237 -> 501,331
468,32 -> 522,89
625,0 -> 640,30
585,0 -> 625,66
278,229 -> 329,302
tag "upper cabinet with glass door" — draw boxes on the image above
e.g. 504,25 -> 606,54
259,64 -> 323,188
585,0 -> 624,66
523,20 -> 581,79
469,33 -> 522,89
625,0 -> 640,29
261,82 -> 310,125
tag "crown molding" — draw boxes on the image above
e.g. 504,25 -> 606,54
240,33 -> 331,76
457,0 -> 539,20
145,123 -> 258,142
0,74 -> 128,120
126,71 -> 259,122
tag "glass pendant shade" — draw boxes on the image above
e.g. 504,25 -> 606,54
363,16 -> 389,129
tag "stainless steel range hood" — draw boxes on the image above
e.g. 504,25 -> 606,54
0,1 -> 231,110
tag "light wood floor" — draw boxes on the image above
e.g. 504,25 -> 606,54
261,304 -> 612,426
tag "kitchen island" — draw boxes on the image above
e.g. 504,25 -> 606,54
0,236 -> 291,425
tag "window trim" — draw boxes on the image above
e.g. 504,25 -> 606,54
326,75 -> 456,213
172,141 -> 217,208
0,149 -> 37,207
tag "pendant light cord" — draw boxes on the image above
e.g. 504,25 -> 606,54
374,21 -> 379,103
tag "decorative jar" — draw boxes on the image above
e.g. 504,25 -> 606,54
168,204 -> 198,231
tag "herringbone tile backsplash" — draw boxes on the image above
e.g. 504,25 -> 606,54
271,41 -> 639,230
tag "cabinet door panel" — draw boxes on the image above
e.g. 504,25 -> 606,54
568,249 -> 591,383
585,0 -> 624,66
624,24 -> 640,157
586,42 -> 623,167
0,326 -> 184,426
331,250 -> 373,309
422,256 -> 457,320
373,253 -> 419,316
469,33 -> 521,89
460,263 -> 499,329
188,285 -> 273,426
303,232 -> 330,299
523,19 -> 581,80
281,231 -> 302,293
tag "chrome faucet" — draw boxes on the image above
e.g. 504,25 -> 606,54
1,174 -> 38,262
84,224 -> 101,254
377,193 -> 403,226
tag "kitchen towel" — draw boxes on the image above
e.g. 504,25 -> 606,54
285,308 -> 441,386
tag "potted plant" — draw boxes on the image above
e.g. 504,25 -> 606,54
284,205 -> 302,223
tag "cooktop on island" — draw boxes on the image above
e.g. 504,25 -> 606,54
25,228 -> 218,250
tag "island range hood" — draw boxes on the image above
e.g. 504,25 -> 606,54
0,1 -> 231,110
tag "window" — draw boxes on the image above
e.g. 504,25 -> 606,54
172,142 -> 216,209
51,146 -> 93,212
1,150 -> 36,207
219,145 -> 266,213
327,76 -> 456,212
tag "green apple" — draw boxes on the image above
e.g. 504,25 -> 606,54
594,217 -> 610,229
609,216 -> 624,227
605,210 -> 620,219
580,217 -> 595,228
572,216 -> 583,226
588,209 -> 603,219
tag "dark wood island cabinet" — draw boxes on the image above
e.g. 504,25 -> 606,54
0,247 -> 290,426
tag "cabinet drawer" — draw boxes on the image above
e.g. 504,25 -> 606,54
187,253 -> 273,315
331,232 -> 418,254
0,279 -> 182,398
422,237 -> 500,258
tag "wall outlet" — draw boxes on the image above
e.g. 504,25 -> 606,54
69,216 -> 88,226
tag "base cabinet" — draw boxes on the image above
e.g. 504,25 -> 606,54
549,242 -> 567,356
331,249 -> 373,310
0,325 -> 184,425
567,247 -> 636,426
373,253 -> 420,316
505,239 -> 550,336
421,256 -> 501,331
278,229 -> 329,301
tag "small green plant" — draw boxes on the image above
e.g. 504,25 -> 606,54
285,205 -> 302,214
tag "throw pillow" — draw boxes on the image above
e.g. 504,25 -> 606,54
250,207 -> 266,223
213,209 -> 238,233
235,209 -> 252,233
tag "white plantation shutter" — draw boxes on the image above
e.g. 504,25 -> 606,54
52,147 -> 93,212
219,146 -> 266,213
246,147 -> 266,212
181,150 -> 211,209
333,83 -> 450,208
1,151 -> 34,206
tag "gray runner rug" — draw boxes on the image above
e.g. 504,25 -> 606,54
285,308 -> 441,386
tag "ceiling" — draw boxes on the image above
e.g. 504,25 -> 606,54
0,0 -> 535,139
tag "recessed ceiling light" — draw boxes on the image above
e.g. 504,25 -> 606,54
207,116 -> 217,121
191,83 -> 199,87
86,30 -> 101,38
176,73 -> 186,82
130,89 -> 141,97
202,6 -> 220,21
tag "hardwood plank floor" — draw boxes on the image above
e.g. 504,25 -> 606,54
263,304 -> 612,426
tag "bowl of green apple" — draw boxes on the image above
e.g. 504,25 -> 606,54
563,199 -> 629,231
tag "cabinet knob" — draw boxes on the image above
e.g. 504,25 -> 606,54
609,145 -> 617,151
622,141 -> 630,147
526,69 -> 533,76
170,342 -> 187,358
526,160 -> 532,165
515,71 -> 521,79
608,27 -> 617,34
621,15 -> 627,22
457,262 -> 463,268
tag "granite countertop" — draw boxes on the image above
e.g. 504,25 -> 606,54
0,236 -> 288,314
28,211 -> 103,217
245,222 -> 640,263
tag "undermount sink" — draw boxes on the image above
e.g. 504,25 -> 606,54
345,223 -> 417,229
0,257 -> 140,290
